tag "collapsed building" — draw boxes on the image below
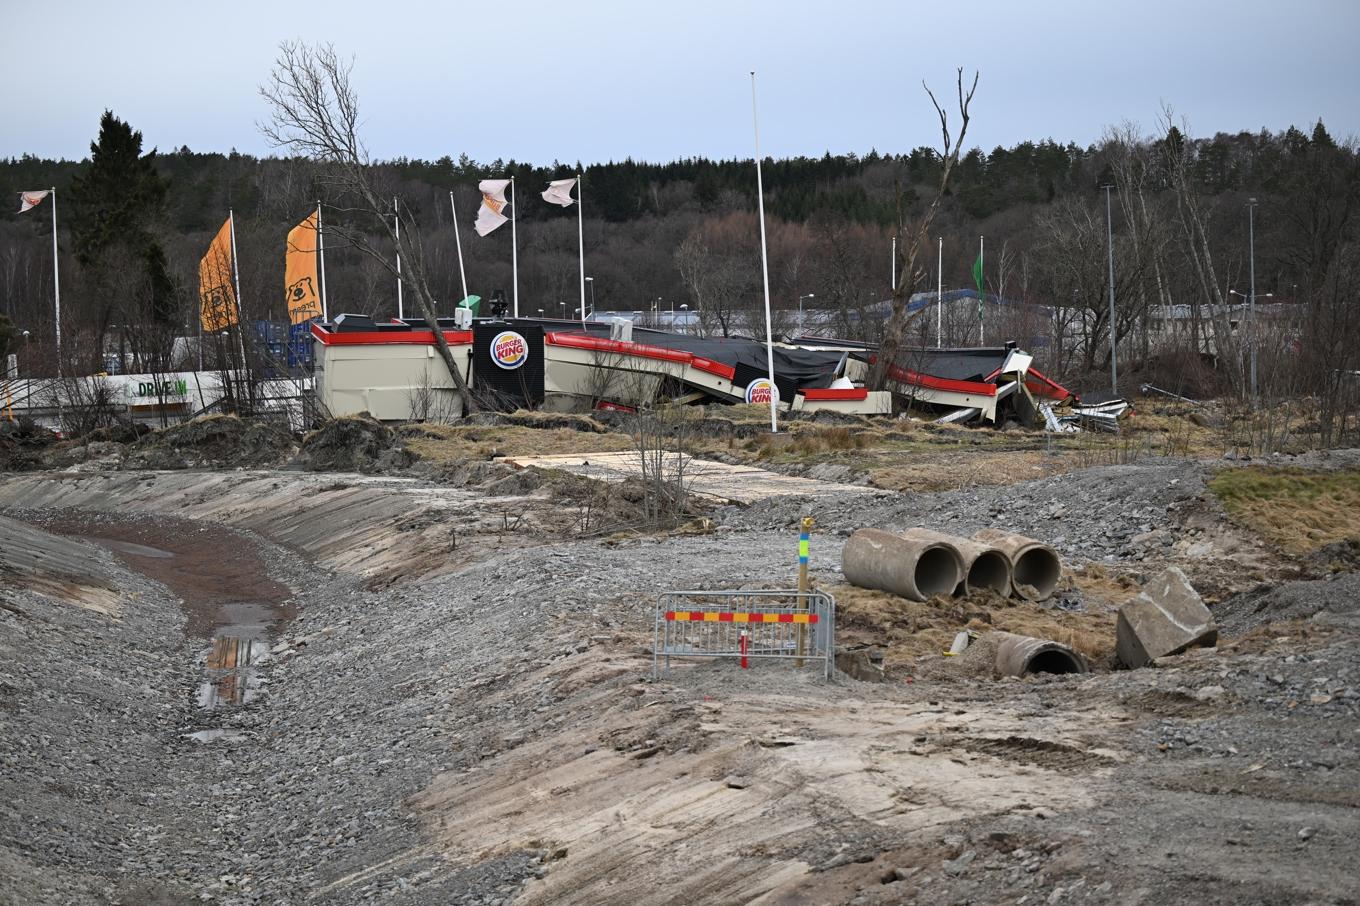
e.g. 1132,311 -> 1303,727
312,314 -> 1087,426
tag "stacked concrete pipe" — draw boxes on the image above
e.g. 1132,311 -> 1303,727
841,528 -> 964,602
900,528 -> 1012,597
972,528 -> 1062,602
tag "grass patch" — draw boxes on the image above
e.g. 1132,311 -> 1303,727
1208,467 -> 1360,554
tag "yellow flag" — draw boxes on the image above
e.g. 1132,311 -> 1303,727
199,217 -> 238,333
285,211 -> 322,325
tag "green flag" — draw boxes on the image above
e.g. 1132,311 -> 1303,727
972,252 -> 985,323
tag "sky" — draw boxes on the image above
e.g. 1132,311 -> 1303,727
4,0 -> 1358,165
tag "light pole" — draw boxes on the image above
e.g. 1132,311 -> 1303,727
652,297 -> 660,329
559,301 -> 568,319
798,293 -> 815,335
669,296 -> 676,330
1101,184 -> 1117,397
679,303 -> 689,334
1247,197 -> 1259,407
585,276 -> 595,319
537,308 -> 544,318
21,330 -> 29,377
1229,287 -> 1273,400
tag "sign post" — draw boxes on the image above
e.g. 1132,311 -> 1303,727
796,515 -> 813,667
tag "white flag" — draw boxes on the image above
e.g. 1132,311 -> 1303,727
474,179 -> 511,236
18,190 -> 49,213
541,178 -> 577,207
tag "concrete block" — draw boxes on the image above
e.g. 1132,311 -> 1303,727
1116,567 -> 1218,668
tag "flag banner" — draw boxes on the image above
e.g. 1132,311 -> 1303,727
199,217 -> 238,333
475,179 -> 511,236
18,190 -> 49,213
284,211 -> 322,325
541,178 -> 577,207
972,253 -> 985,323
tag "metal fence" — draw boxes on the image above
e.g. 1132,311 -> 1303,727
652,589 -> 836,679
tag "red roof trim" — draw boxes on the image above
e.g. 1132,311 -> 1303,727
311,324 -> 474,346
545,332 -> 737,380
800,387 -> 869,401
1024,367 -> 1073,401
880,360 -> 997,396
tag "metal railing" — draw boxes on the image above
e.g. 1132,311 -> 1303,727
653,588 -> 835,679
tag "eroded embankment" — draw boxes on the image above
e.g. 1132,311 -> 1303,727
4,463 -> 1359,905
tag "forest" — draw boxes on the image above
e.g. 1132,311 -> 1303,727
2,109 -> 1357,403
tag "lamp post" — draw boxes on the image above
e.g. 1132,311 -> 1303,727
584,276 -> 595,319
559,301 -> 568,319
21,330 -> 29,377
1246,197 -> 1259,407
652,297 -> 660,329
798,293 -> 815,335
1229,287 -> 1273,401
1101,183 -> 1117,397
537,308 -> 544,318
679,303 -> 689,334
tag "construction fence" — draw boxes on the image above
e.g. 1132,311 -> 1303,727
652,589 -> 836,679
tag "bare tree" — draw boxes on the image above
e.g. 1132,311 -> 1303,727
259,41 -> 476,412
870,69 -> 979,389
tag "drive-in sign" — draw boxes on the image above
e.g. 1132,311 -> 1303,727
745,378 -> 778,405
490,330 -> 528,369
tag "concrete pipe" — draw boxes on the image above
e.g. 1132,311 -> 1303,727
842,528 -> 964,602
992,631 -> 1087,676
972,528 -> 1062,602
901,528 -> 1012,597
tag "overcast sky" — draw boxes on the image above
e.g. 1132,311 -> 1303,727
4,0 -> 1357,165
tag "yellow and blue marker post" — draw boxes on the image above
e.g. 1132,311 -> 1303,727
796,516 -> 813,666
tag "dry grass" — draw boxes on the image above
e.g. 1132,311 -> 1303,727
824,582 -> 1117,669
401,423 -> 633,464
1208,466 -> 1360,554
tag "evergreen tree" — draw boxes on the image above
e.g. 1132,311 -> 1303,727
71,111 -> 175,323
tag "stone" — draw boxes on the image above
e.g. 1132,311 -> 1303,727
943,850 -> 976,876
1116,567 -> 1218,669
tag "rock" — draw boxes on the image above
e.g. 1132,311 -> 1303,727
1298,827 -> 1316,841
1194,685 -> 1227,701
1116,567 -> 1218,669
943,850 -> 976,876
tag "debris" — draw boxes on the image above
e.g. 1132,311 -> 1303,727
1116,567 -> 1218,669
1298,827 -> 1317,841
293,413 -> 413,473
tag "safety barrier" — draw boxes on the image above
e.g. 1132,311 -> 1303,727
652,589 -> 836,679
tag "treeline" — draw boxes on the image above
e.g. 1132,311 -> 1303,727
2,114 -> 1358,402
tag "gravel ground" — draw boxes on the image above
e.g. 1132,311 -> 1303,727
3,456 -> 1359,904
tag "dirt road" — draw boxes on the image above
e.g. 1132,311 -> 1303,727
1,459 -> 1357,904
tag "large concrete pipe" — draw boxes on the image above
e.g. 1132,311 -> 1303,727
901,528 -> 1012,597
972,528 -> 1062,602
842,528 -> 964,602
992,631 -> 1087,676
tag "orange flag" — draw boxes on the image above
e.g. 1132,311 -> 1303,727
199,217 -> 238,332
285,211 -> 322,325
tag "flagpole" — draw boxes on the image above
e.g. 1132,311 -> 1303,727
978,235 -> 984,345
228,209 -> 249,374
449,191 -> 468,302
510,176 -> 519,318
394,196 -> 404,321
576,173 -> 586,328
750,71 -> 778,435
50,188 -> 62,376
937,236 -> 943,349
317,201 -> 329,322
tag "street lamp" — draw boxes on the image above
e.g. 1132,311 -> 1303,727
1101,183 -> 1117,397
1246,198 -> 1259,406
679,303 -> 689,334
584,276 -> 596,318
559,301 -> 568,318
652,297 -> 660,328
1229,287 -> 1273,397
537,308 -> 544,318
798,293 -> 815,335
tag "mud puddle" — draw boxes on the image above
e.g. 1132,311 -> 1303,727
48,516 -> 295,732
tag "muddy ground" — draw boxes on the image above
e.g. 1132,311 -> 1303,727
1,422 -> 1358,904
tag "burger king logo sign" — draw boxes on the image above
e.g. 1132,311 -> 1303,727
490,330 -> 529,370
745,378 -> 779,405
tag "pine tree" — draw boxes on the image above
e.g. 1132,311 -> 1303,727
71,111 -> 175,323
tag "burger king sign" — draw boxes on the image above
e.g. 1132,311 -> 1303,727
490,330 -> 529,370
744,378 -> 779,405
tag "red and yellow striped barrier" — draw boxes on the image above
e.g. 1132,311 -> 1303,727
664,611 -> 819,624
